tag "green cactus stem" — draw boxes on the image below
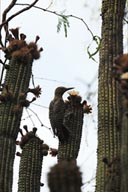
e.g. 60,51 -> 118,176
57,91 -> 92,161
95,0 -> 126,191
0,28 -> 42,191
17,126 -> 49,192
48,160 -> 82,192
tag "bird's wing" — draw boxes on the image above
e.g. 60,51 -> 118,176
49,101 -> 57,135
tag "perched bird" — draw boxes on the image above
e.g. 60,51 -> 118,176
49,86 -> 74,142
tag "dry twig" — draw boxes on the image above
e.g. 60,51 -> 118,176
0,0 -> 39,47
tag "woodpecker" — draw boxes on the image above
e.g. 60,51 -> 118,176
49,86 -> 74,142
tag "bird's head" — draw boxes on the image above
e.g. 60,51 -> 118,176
54,86 -> 74,97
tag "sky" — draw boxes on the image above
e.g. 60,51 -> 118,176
0,0 -> 101,191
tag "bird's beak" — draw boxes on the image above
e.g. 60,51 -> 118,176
66,87 -> 74,91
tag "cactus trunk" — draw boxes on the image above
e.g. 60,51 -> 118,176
0,56 -> 33,138
113,55 -> 128,192
0,138 -> 16,192
0,30 -> 41,191
96,0 -> 126,192
120,112 -> 128,192
48,160 -> 82,192
0,57 -> 33,191
57,92 -> 91,162
17,128 -> 49,192
18,138 -> 43,192
58,105 -> 84,161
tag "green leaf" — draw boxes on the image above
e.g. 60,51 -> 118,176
57,15 -> 70,37
87,35 -> 101,62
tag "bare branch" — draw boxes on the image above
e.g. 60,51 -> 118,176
0,0 -> 39,47
1,0 -> 18,46
1,0 -> 39,28
15,3 -> 95,38
2,0 -> 17,32
15,3 -> 101,60
2,0 -> 17,22
124,17 -> 128,24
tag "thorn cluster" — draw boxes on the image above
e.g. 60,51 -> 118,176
13,85 -> 41,113
13,96 -> 36,113
66,90 -> 92,113
2,28 -> 43,62
16,126 -> 38,149
27,85 -> 41,97
49,148 -> 58,157
16,125 -> 49,156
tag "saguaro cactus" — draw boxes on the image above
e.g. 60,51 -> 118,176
113,54 -> 128,192
96,0 -> 126,191
0,28 -> 42,191
48,160 -> 82,192
16,126 -> 49,192
57,90 -> 92,161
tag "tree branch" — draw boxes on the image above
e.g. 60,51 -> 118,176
1,0 -> 18,46
2,0 -> 17,28
15,3 -> 95,38
0,0 -> 39,47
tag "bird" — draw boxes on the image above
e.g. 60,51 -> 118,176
49,86 -> 74,142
